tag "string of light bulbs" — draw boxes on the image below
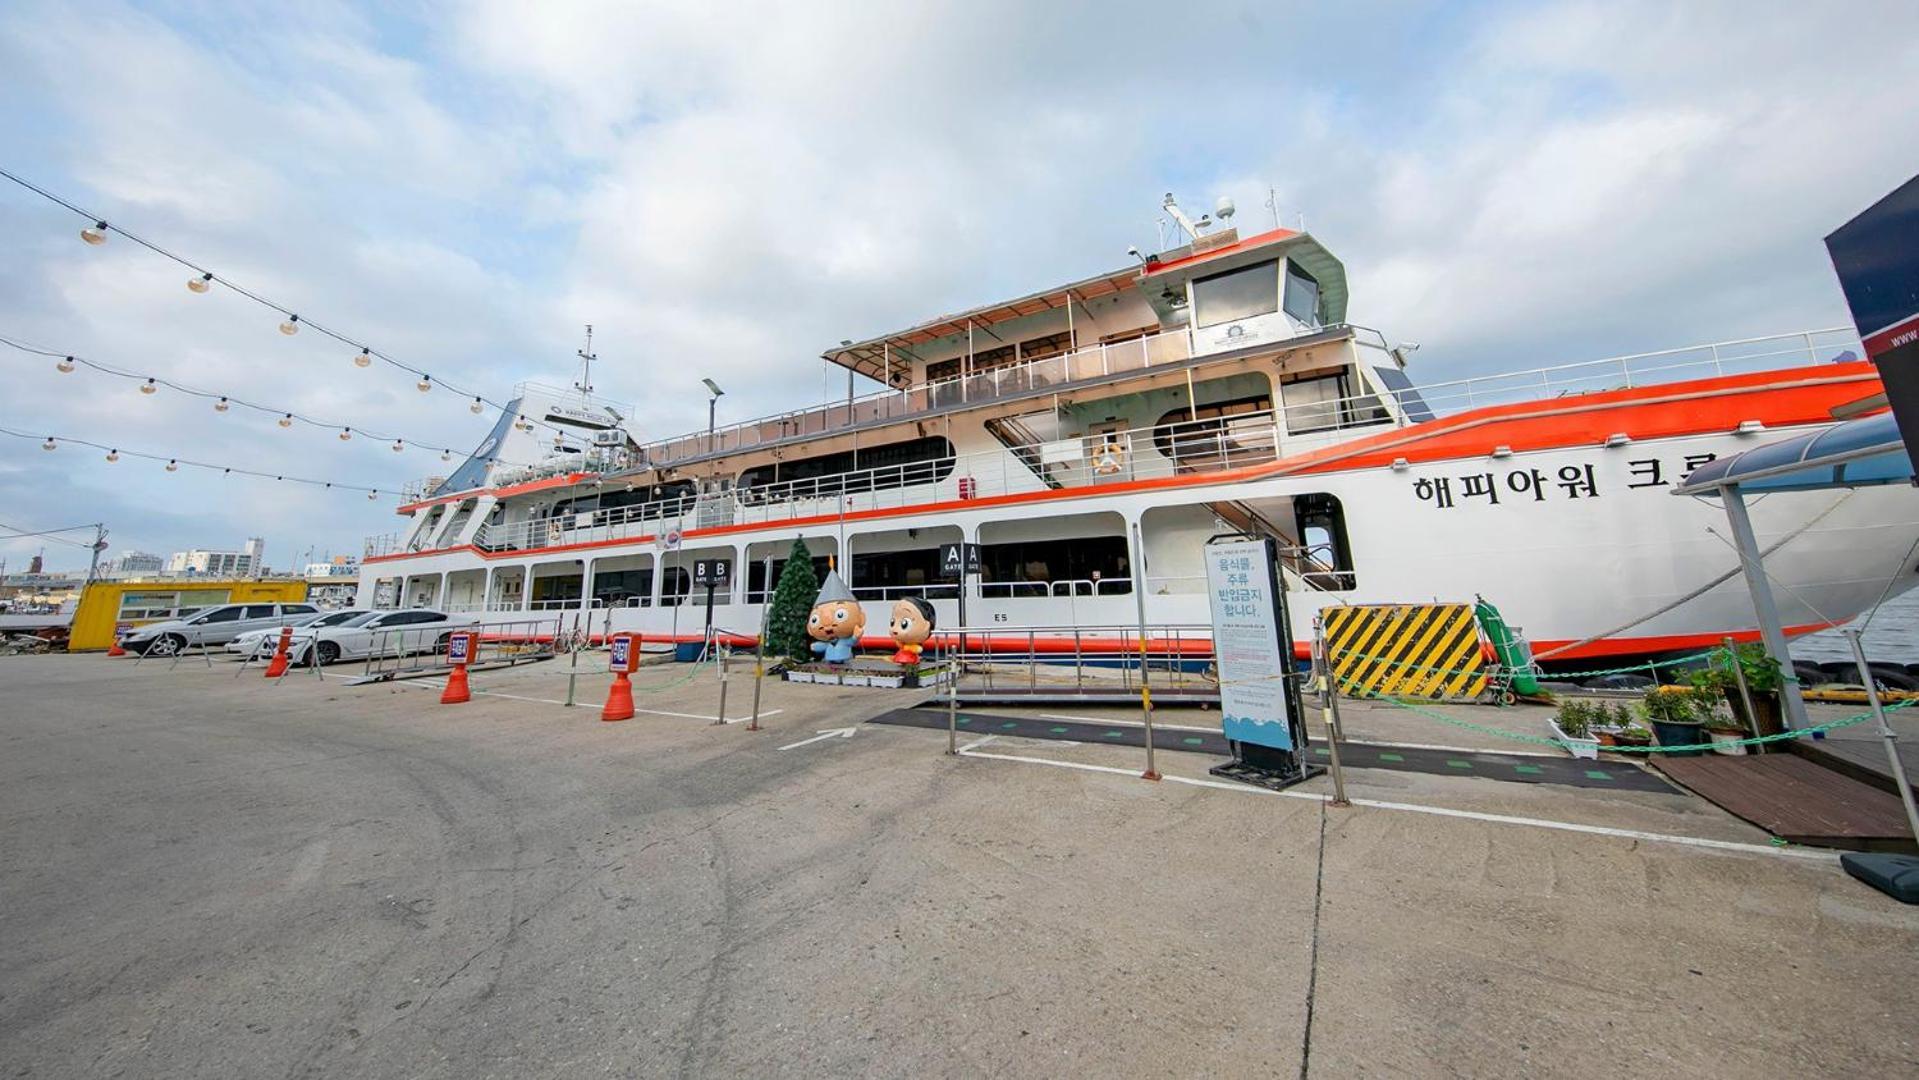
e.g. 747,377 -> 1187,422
0,330 -> 546,466
4,422 -> 401,500
0,166 -> 567,439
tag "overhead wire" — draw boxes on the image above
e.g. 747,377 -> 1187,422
3,422 -> 402,500
0,166 -> 567,439
0,330 -> 539,467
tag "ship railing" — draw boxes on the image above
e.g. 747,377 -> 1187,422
364,532 -> 401,558
848,583 -> 963,602
940,621 -> 1216,696
637,323 -> 1217,466
1398,327 -> 1861,418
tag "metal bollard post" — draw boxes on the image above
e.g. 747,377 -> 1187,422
564,632 -> 581,707
1722,635 -> 1757,742
1317,623 -> 1350,808
714,645 -> 730,726
748,634 -> 766,731
1845,627 -> 1919,843
947,644 -> 960,756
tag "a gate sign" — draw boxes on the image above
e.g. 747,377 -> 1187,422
938,542 -> 980,579
1204,537 -> 1294,751
694,558 -> 731,587
447,631 -> 474,666
609,633 -> 636,673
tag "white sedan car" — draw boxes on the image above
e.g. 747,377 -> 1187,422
288,609 -> 479,666
228,609 -> 373,656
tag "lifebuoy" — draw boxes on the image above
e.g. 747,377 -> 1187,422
1092,438 -> 1126,476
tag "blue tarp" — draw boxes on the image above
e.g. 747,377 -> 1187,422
1672,411 -> 1913,495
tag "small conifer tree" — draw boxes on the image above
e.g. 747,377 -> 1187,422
765,537 -> 820,660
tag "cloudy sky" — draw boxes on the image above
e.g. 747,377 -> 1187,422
2,0 -> 1916,573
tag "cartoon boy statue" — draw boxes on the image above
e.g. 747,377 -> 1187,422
807,570 -> 865,665
887,597 -> 936,666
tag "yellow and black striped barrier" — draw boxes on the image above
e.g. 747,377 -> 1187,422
1322,603 -> 1489,701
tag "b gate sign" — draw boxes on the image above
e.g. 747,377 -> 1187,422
447,632 -> 474,666
1203,537 -> 1294,751
694,558 -> 731,587
609,633 -> 636,673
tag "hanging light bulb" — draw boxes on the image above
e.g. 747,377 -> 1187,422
391,439 -> 405,453
80,221 -> 108,245
187,272 -> 212,294
139,378 -> 158,395
41,437 -> 55,451
417,374 -> 432,392
278,413 -> 294,428
470,396 -> 484,414
56,355 -> 75,373
165,459 -> 179,472
440,449 -> 451,462
339,427 -> 352,441
279,314 -> 300,336
214,396 -> 230,412
354,348 -> 372,368
105,448 -> 119,462
367,489 -> 378,500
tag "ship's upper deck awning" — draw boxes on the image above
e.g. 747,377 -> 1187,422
822,226 -> 1346,383
824,265 -> 1144,383
1671,411 -> 1912,495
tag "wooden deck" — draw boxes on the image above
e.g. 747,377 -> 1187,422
1652,754 -> 1917,852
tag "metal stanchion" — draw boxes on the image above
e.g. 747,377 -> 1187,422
713,644 -> 730,725
564,624 -> 581,707
946,642 -> 960,756
1845,627 -> 1919,843
1315,621 -> 1349,807
1722,635 -> 1759,742
1129,522 -> 1160,781
749,554 -> 772,732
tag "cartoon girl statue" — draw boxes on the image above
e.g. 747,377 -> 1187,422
887,597 -> 936,666
806,570 -> 865,665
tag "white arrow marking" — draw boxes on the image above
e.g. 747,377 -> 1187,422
777,726 -> 859,751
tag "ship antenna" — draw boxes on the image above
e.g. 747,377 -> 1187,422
574,324 -> 596,396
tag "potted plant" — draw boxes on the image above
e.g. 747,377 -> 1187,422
1609,703 -> 1654,748
1722,643 -> 1786,748
1549,700 -> 1602,760
1642,686 -> 1709,756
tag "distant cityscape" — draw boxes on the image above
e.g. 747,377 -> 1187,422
0,537 -> 360,609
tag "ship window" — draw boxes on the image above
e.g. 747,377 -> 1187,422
850,549 -> 958,600
1283,261 -> 1321,326
1292,493 -> 1355,590
745,554 -> 835,603
1153,394 -> 1275,462
738,436 -> 952,499
1282,368 -> 1390,435
978,536 -> 1132,598
1193,260 -> 1279,329
592,569 -> 654,607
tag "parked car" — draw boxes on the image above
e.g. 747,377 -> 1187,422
288,609 -> 479,666
228,609 -> 372,656
121,602 -> 320,656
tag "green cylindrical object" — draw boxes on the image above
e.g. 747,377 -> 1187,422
1475,596 -> 1542,697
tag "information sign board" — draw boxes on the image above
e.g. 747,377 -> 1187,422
1203,537 -> 1295,751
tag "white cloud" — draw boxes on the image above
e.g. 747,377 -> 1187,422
3,0 -> 1918,570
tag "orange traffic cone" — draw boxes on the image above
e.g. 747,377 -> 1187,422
105,638 -> 127,658
441,663 -> 471,704
264,626 -> 293,678
602,670 -> 634,721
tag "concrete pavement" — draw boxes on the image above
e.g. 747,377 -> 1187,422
1,653 -> 1914,1078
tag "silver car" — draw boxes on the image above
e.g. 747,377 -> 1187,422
228,609 -> 372,656
288,609 -> 479,666
121,602 -> 320,657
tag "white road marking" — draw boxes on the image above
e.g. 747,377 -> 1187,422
956,746 -> 1836,863
778,727 -> 860,751
956,734 -> 999,753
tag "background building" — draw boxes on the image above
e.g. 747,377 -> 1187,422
165,542 -> 262,578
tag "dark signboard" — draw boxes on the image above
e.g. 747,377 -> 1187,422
693,558 -> 731,587
1826,173 -> 1919,453
938,542 -> 980,579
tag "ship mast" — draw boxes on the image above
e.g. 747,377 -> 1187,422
574,324 -> 596,397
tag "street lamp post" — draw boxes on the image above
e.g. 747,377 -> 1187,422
703,378 -> 724,452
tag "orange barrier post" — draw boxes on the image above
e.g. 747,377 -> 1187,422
263,626 -> 293,678
602,632 -> 636,722
441,631 -> 474,704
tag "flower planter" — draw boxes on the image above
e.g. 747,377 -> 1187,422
1548,718 -> 1601,760
1725,690 -> 1786,753
1707,729 -> 1749,755
1648,719 -> 1708,757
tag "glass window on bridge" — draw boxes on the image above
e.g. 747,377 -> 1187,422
978,536 -> 1132,598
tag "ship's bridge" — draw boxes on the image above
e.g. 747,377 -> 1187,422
635,227 -> 1355,470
